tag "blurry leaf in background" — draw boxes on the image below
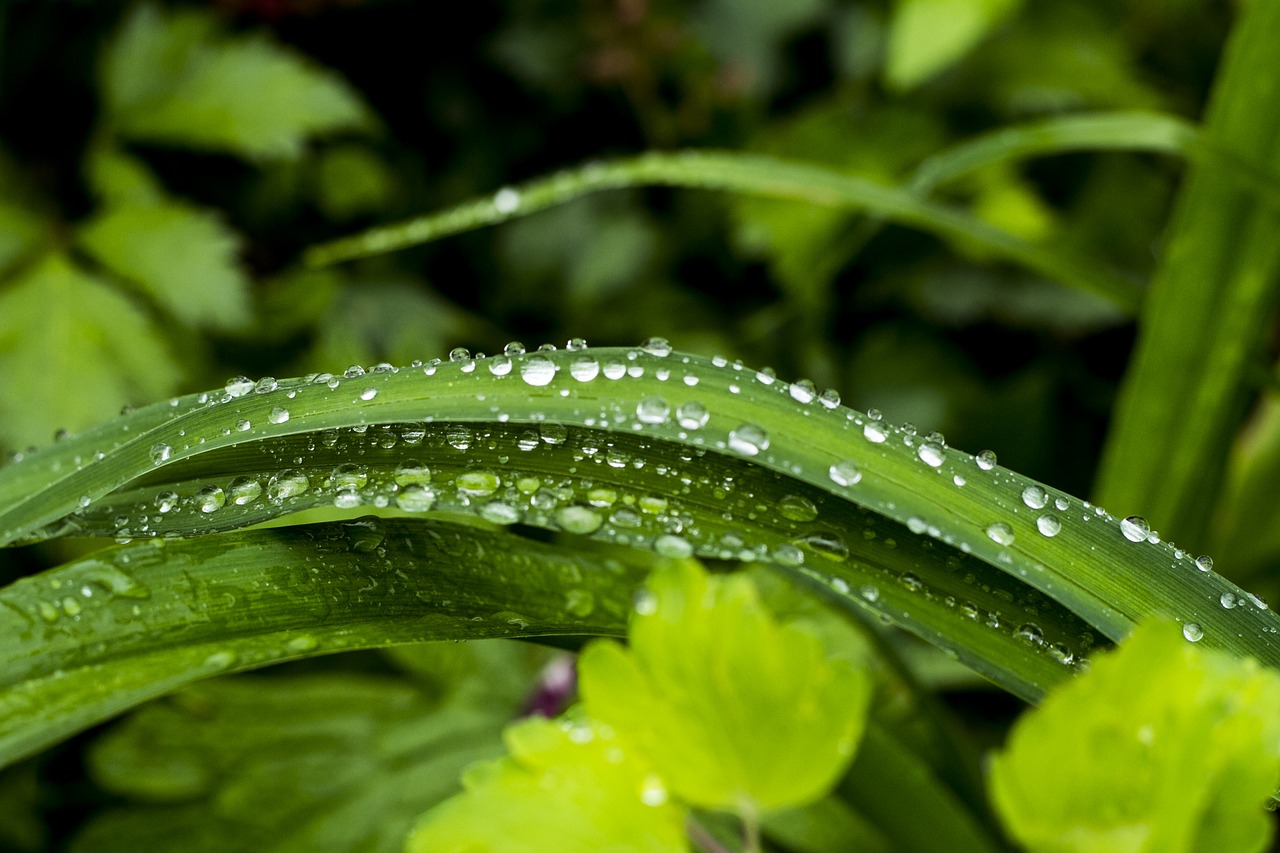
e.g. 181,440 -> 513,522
886,0 -> 1023,91
407,712 -> 688,853
989,620 -> 1280,853
0,253 -> 180,451
75,641 -> 546,853
84,145 -> 166,206
580,562 -> 871,813
78,201 -> 249,330
692,0 -> 828,96
907,270 -> 1127,335
0,205 -> 46,277
0,761 -> 44,852
307,281 -> 481,371
100,3 -> 371,161
313,144 -> 398,221
967,167 -> 1055,244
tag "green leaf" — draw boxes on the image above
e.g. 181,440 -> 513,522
313,144 -> 397,221
886,0 -> 1023,91
0,204 -> 47,276
0,252 -> 180,451
73,642 -> 545,853
405,714 -> 689,853
1095,0 -> 1280,551
78,201 -> 249,330
989,620 -> 1280,853
101,3 -> 370,160
84,145 -> 165,206
579,561 -> 871,812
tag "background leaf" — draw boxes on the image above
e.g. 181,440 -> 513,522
886,0 -> 1023,91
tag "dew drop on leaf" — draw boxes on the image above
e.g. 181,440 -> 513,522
521,355 -> 557,386
918,443 -> 945,467
636,397 -> 670,424
150,443 -> 172,465
985,522 -> 1015,546
268,407 -> 290,425
1021,485 -> 1048,509
539,423 -> 568,445
829,460 -> 862,486
640,337 -> 672,357
863,422 -> 887,443
727,423 -> 769,456
653,534 -> 693,558
1036,514 -> 1061,537
976,450 -> 997,470
225,376 -> 253,397
1182,622 -> 1204,642
228,476 -> 262,506
1195,555 -> 1214,572
778,494 -> 818,522
676,401 -> 709,430
557,505 -> 603,534
395,484 -> 436,512
195,485 -> 225,514
1120,516 -> 1150,543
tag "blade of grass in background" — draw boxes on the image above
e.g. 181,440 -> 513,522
1095,0 -> 1280,552
303,151 -> 1142,313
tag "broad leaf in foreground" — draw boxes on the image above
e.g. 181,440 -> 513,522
989,620 -> 1280,853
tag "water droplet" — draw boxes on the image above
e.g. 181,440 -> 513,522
228,476 -> 262,506
985,522 -> 1015,546
676,401 -> 709,430
480,501 -> 520,525
557,505 -> 603,534
154,491 -> 179,513
567,355 -> 599,382
267,470 -> 309,502
493,187 -> 521,214
449,347 -> 472,362
636,397 -> 670,424
539,423 -> 568,445
395,460 -> 432,486
521,355 -> 557,387
504,341 -> 526,357
1021,485 -> 1048,509
654,534 -> 693,558
1120,516 -> 1149,543
150,443 -> 173,465
1036,514 -> 1061,537
225,376 -> 254,397
829,460 -> 862,486
457,471 -> 501,497
727,424 -> 769,456
236,418 -> 251,432
287,635 -> 318,653
863,422 -> 887,443
332,463 -> 369,490
818,389 -> 841,409
1195,555 -> 1214,572
344,364 -> 366,378
778,494 -> 818,522
360,387 -> 378,401
268,407 -> 290,425
195,486 -> 225,514
254,376 -> 278,394
976,450 -> 997,470
446,425 -> 474,450
860,585 -> 880,602
953,474 -> 966,486
640,337 -> 672,357
1054,497 -> 1069,511
1015,623 -> 1044,646
396,485 -> 437,512
334,488 -> 363,509
1220,592 -> 1238,609
1182,622 -> 1203,642
789,380 -> 817,404
772,544 -> 805,566
917,443 -> 945,467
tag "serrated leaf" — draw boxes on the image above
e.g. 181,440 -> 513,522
0,252 -> 179,450
580,562 -> 872,813
989,620 -> 1280,853
405,715 -> 689,853
101,3 -> 370,161
79,201 -> 249,330
73,642 -> 545,853
886,0 -> 1023,91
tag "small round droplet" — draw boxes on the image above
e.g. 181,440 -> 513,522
640,337 -> 672,357
446,426 -> 473,450
394,460 -> 432,486
557,505 -> 603,535
488,355 -> 513,376
676,402 -> 709,430
150,443 -> 173,465
917,443 -> 945,468
539,423 -> 568,445
1120,516 -> 1149,543
503,341 -> 526,357
360,387 -> 378,401
1195,555 -> 1214,572
653,534 -> 693,558
1036,514 -> 1061,537
228,476 -> 263,506
493,187 -> 521,214
449,347 -> 472,363
1220,592 -> 1238,609
636,397 -> 670,425
521,355 -> 557,387
153,491 -> 178,513
268,407 -> 290,425
778,494 -> 818,522
566,337 -> 588,351
225,376 -> 254,397
829,461 -> 862,486
456,471 -> 501,497
568,355 -> 599,381
1182,622 -> 1203,642
1021,485 -> 1048,509
1015,623 -> 1044,646
727,424 -> 769,456
818,389 -> 841,409
254,377 -> 278,394
976,450 -> 997,470
863,422 -> 887,443
789,380 -> 816,404
195,486 -> 225,514
985,522 -> 1015,546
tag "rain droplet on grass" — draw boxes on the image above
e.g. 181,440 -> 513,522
918,443 -> 945,467
268,407 -> 290,425
778,494 -> 818,522
640,337 -> 672,357
985,522 -> 1015,546
539,423 -> 568,445
1036,514 -> 1061,537
1022,485 -> 1048,509
1120,516 -> 1149,543
521,355 -> 557,386
976,450 -> 997,470
1183,622 -> 1203,642
654,534 -> 693,558
863,422 -> 887,443
396,485 -> 436,512
636,397 -> 670,424
150,443 -> 172,465
1220,592 -> 1238,609
228,477 -> 263,506
727,424 -> 769,456
267,470 -> 309,502
789,380 -> 817,404
493,187 -> 521,214
1195,555 -> 1213,572
225,376 -> 254,397
557,505 -> 603,534
196,486 -> 225,514
676,401 -> 709,430
829,460 -> 862,486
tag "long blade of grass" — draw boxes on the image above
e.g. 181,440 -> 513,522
2,346 -> 1274,697
0,517 -> 652,769
302,152 -> 1141,312
1094,0 -> 1280,551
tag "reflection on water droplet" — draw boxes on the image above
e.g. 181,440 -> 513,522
196,486 -> 225,513
863,422 -> 887,443
557,505 -> 603,534
360,387 -> 378,401
569,355 -> 599,381
985,522 -> 1015,546
789,379 -> 816,404
976,450 -> 997,470
396,485 -> 437,512
829,460 -> 862,486
457,471 -> 501,497
539,423 -> 568,445
228,477 -> 262,505
1195,555 -> 1213,572
676,401 -> 709,430
447,425 -> 473,450
268,407 -> 290,425
778,494 -> 818,522
1036,514 -> 1061,537
493,187 -> 521,214
654,534 -> 693,558
1015,623 -> 1044,645
917,443 -> 944,467
1022,485 -> 1048,509
1183,622 -> 1203,642
1220,592 -> 1238,609
521,355 -> 557,387
480,502 -> 520,525
154,491 -> 178,513
727,424 -> 769,456
772,544 -> 805,566
150,443 -> 172,465
1120,516 -> 1149,543
640,337 -> 672,357
636,397 -> 670,424
225,376 -> 254,397
267,470 -> 309,502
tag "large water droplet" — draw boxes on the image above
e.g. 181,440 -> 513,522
1182,622 -> 1203,642
654,534 -> 693,558
539,423 -> 568,445
863,422 -> 887,443
1195,555 -> 1214,572
1120,516 -> 1149,543
676,401 -> 709,430
917,443 -> 945,467
727,424 -> 769,456
268,407 -> 290,425
228,476 -> 263,506
976,450 -> 997,470
457,471 -> 501,497
150,443 -> 173,465
640,337 -> 672,357
557,505 -> 603,534
446,426 -> 473,450
1036,514 -> 1061,537
1021,485 -> 1048,509
154,491 -> 178,513
778,494 -> 818,522
1220,592 -> 1238,609
829,460 -> 862,486
395,460 -> 432,486
493,187 -> 521,214
636,397 -> 670,424
569,355 -> 599,381
395,484 -> 436,512
196,486 -> 225,514
267,470 -> 309,502
789,380 -> 816,404
332,463 -> 369,490
985,522 -> 1015,546
254,377 -> 278,394
521,355 -> 557,387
